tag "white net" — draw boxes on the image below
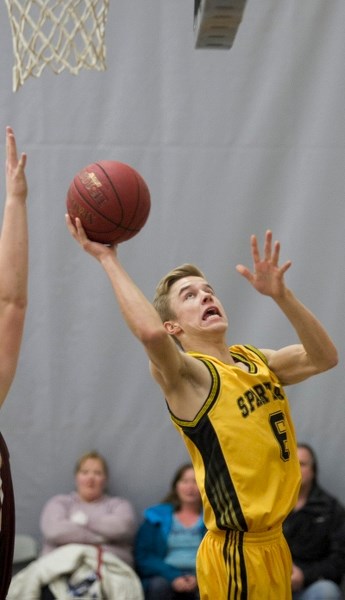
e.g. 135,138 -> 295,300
4,0 -> 109,91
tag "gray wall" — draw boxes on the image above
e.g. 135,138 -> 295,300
0,0 -> 344,547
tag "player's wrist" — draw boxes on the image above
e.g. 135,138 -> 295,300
6,192 -> 28,204
272,286 -> 293,304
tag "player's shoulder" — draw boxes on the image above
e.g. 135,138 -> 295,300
230,343 -> 269,366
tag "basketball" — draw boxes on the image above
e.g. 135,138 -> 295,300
66,160 -> 151,244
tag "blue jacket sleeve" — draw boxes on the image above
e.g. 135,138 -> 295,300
134,518 -> 183,583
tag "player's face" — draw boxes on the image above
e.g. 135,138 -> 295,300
176,468 -> 200,506
167,276 -> 228,337
75,458 -> 107,502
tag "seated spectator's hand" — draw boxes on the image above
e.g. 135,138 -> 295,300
172,575 -> 198,592
183,575 -> 198,591
70,511 -> 88,525
291,563 -> 305,592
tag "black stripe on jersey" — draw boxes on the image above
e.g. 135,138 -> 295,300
243,344 -> 268,366
170,358 -> 221,428
171,358 -> 248,532
237,532 -> 248,600
230,351 -> 258,374
181,413 -> 248,532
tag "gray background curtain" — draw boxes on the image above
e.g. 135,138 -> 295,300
0,0 -> 344,544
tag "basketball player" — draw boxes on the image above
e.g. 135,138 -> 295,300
65,219 -> 338,600
0,127 -> 28,598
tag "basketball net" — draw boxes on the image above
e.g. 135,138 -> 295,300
4,0 -> 109,92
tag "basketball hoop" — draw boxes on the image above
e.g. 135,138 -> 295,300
4,0 -> 109,92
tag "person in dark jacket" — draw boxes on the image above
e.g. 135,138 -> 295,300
135,463 -> 206,600
283,443 -> 345,600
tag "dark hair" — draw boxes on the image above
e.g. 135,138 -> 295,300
162,462 -> 201,511
298,443 -> 318,483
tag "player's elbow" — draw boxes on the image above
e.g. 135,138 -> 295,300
322,349 -> 339,371
139,324 -> 168,348
315,346 -> 339,373
0,295 -> 28,312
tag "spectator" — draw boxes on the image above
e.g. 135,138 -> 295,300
9,450 -> 142,600
40,450 -> 136,565
135,463 -> 205,600
283,443 -> 345,600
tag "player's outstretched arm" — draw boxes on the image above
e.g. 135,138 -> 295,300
66,215 -> 214,419
0,127 -> 28,407
65,215 -> 185,386
236,230 -> 338,385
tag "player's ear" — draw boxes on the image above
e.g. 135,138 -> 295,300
164,321 -> 182,336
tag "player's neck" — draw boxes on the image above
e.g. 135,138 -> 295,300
184,337 -> 235,364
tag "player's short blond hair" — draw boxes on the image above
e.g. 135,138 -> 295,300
153,263 -> 205,323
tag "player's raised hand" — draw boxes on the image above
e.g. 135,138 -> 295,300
65,214 -> 117,261
236,230 -> 292,299
6,126 -> 27,201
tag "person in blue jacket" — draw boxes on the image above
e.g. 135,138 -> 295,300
135,463 -> 206,600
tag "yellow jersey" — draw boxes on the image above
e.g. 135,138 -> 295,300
170,344 -> 301,534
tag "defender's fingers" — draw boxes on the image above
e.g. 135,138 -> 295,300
6,127 -> 19,163
18,152 -> 27,169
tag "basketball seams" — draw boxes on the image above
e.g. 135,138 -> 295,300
66,160 -> 150,244
95,162 -> 143,233
72,176 -> 121,227
73,169 -> 141,236
95,162 -> 126,227
70,176 -> 124,241
133,173 -> 150,230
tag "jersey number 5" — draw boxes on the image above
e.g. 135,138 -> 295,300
269,410 -> 290,461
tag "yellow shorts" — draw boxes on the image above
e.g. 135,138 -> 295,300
196,526 -> 292,600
